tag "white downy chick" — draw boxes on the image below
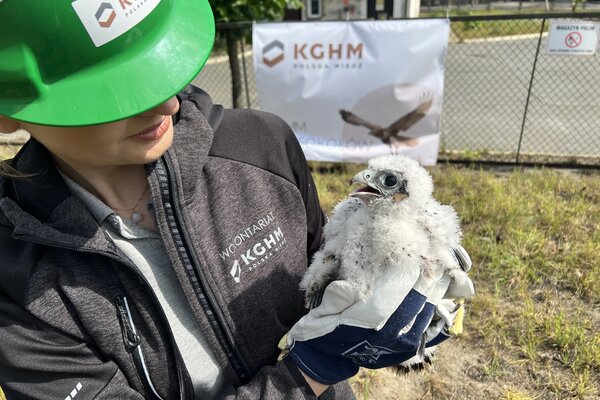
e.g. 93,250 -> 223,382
301,155 -> 475,367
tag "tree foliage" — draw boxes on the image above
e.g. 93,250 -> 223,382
572,0 -> 586,11
207,0 -> 302,108
209,0 -> 303,23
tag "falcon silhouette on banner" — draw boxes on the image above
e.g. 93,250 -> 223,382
339,97 -> 433,150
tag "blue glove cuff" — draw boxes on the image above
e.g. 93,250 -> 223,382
288,289 -> 433,384
290,341 -> 359,385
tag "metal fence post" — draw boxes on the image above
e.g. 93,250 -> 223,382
240,36 -> 251,108
516,18 -> 546,164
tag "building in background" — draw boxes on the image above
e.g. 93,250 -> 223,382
297,0 -> 420,20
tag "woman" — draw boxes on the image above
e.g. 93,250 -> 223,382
0,0 -> 350,398
0,1 -> 469,398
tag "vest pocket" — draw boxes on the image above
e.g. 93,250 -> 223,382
115,295 -> 164,400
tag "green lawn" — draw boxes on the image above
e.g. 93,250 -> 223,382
311,162 -> 599,399
448,11 -> 548,41
420,9 -> 588,41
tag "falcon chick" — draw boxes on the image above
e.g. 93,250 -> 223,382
302,154 -> 474,310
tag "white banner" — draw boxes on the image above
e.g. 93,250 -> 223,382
253,20 -> 450,165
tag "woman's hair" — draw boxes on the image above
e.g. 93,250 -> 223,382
0,158 -> 23,178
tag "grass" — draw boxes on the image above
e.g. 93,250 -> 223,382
310,162 -> 600,399
1,148 -> 598,399
420,9 -> 555,41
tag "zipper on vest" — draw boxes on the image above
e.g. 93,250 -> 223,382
15,236 -> 191,400
116,296 -> 140,349
158,154 -> 252,381
116,295 -> 163,400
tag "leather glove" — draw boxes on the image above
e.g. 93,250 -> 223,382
281,246 -> 474,385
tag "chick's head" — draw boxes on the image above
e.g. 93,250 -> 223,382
349,155 -> 434,205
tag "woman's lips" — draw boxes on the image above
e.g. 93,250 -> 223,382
133,116 -> 171,141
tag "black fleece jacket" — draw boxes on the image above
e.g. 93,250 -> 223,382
0,86 -> 355,399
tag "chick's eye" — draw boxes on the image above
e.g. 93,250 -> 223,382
384,175 -> 397,187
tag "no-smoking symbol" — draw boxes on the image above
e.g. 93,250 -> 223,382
565,32 -> 583,48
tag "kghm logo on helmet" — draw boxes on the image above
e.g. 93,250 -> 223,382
72,0 -> 160,47
119,0 -> 152,17
95,2 -> 116,28
263,40 -> 284,68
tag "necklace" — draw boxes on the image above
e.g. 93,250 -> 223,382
111,183 -> 149,224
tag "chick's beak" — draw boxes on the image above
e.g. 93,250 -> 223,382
349,169 -> 381,199
350,170 -> 367,186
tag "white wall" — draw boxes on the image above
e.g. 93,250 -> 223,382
304,0 -> 420,20
304,0 -> 367,20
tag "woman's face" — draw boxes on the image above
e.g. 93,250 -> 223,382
11,97 -> 180,169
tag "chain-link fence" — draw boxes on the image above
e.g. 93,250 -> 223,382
442,13 -> 600,166
193,33 -> 257,110
422,0 -> 600,13
194,12 -> 600,167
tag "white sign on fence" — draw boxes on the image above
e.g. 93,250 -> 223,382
253,20 -> 449,165
547,20 -> 600,55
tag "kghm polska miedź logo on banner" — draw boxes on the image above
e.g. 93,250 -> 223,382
262,39 -> 364,69
262,40 -> 285,67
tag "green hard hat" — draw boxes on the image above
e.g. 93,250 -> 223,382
0,0 -> 215,126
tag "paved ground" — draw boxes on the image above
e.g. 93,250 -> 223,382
443,35 -> 600,158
